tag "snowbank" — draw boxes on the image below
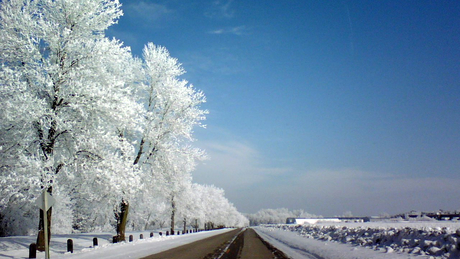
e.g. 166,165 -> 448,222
260,221 -> 460,258
0,229 -> 234,259
255,226 -> 421,259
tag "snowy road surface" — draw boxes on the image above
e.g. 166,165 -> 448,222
140,228 -> 242,259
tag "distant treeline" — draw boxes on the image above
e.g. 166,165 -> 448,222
245,208 -> 318,226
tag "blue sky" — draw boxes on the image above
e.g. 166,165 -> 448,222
108,0 -> 460,216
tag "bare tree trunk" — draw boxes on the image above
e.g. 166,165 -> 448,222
115,200 -> 129,242
183,218 -> 186,234
170,197 -> 175,235
145,213 -> 152,230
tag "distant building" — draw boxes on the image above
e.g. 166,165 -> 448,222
286,217 -> 370,224
286,218 -> 340,224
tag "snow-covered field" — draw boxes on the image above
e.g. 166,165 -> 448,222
256,221 -> 460,259
0,229 -> 235,259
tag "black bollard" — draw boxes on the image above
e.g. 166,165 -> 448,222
67,239 -> 74,253
159,232 -> 162,236
93,237 -> 98,247
140,234 -> 144,239
166,231 -> 169,236
150,232 -> 154,237
129,235 -> 133,242
29,243 -> 37,258
113,236 -> 118,243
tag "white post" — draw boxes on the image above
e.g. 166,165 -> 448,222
43,189 -> 50,259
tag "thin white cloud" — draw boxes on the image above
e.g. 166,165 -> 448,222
209,29 -> 225,34
208,25 -> 248,36
179,49 -> 246,76
205,0 -> 235,19
194,140 -> 268,186
124,2 -> 173,23
193,135 -> 293,190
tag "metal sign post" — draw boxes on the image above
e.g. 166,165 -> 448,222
43,189 -> 49,259
35,190 -> 56,259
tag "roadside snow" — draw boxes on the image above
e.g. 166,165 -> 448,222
256,221 -> 460,259
255,226 -> 423,259
0,229 -> 234,259
4,222 -> 459,259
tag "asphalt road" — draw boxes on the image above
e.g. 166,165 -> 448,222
141,228 -> 289,259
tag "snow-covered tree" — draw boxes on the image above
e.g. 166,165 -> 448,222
127,43 -> 207,234
0,0 -> 142,242
0,0 -> 248,240
134,43 -> 207,166
153,146 -> 204,234
246,208 -> 318,226
192,184 -> 248,229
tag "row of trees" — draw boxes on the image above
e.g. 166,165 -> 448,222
0,0 -> 248,240
246,208 -> 318,226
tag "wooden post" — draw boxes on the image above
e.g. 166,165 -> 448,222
140,234 -> 143,239
67,239 -> 73,253
150,232 -> 154,238
29,243 -> 37,258
129,235 -> 133,242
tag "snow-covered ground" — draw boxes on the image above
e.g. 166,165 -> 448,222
0,229 -> 234,259
3,221 -> 460,259
256,221 -> 460,259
